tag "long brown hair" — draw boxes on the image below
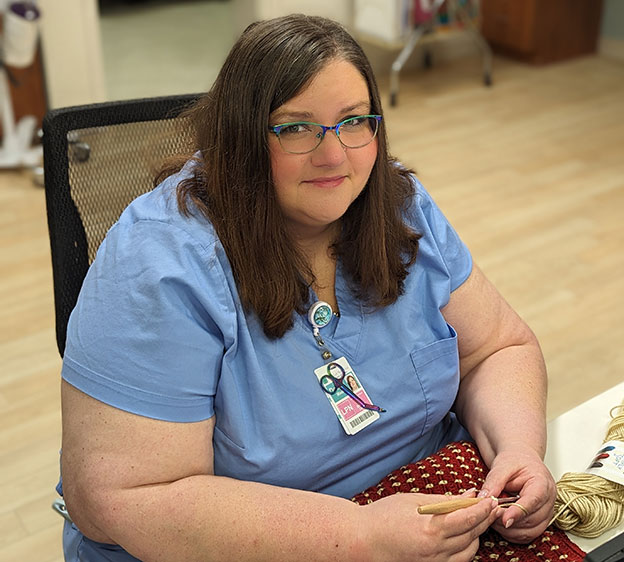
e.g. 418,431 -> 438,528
157,14 -> 420,338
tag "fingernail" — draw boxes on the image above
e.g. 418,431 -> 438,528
505,518 -> 515,529
477,489 -> 490,498
464,487 -> 477,494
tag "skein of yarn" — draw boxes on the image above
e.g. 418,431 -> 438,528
552,402 -> 624,538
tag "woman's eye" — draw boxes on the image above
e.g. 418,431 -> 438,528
281,123 -> 310,135
342,116 -> 365,128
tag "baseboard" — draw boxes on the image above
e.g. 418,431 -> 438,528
599,37 -> 624,62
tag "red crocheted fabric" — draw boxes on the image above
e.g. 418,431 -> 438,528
351,441 -> 586,562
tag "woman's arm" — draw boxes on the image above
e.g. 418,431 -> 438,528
442,264 -> 556,542
61,379 -> 500,562
61,380 -> 364,561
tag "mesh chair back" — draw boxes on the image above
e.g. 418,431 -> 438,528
43,94 -> 201,356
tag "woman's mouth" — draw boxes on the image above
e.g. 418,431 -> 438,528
303,175 -> 346,188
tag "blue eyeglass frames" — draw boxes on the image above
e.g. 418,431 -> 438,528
268,114 -> 382,154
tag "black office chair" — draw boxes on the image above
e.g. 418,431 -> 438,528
43,93 -> 201,358
42,93 -> 201,522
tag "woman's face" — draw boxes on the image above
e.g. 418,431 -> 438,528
268,59 -> 378,239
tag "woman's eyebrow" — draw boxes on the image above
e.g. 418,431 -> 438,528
272,110 -> 314,123
339,101 -> 371,115
271,101 -> 371,124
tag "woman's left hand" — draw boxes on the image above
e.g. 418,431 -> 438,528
479,445 -> 557,543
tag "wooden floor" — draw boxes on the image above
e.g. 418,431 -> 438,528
1,54 -> 623,561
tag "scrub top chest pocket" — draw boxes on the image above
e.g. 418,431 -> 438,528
409,325 -> 461,438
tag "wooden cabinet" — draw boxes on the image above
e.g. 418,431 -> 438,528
480,0 -> 603,64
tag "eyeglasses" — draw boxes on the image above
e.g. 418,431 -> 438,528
268,114 -> 382,154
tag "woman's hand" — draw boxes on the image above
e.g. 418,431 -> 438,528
478,445 -> 556,543
359,491 -> 502,562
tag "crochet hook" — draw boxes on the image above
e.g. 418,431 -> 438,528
417,495 -> 520,515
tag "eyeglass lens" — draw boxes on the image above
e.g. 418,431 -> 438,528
277,116 -> 379,154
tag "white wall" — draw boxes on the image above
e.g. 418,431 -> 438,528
254,0 -> 352,22
599,0 -> 624,61
36,0 -> 106,108
233,0 -> 353,36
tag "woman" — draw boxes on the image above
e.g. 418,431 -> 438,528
58,14 -> 556,562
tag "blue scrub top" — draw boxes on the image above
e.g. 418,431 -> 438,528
59,162 -> 473,560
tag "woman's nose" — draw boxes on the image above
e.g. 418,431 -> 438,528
311,130 -> 346,166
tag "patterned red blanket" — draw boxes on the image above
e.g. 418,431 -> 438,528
351,441 -> 585,561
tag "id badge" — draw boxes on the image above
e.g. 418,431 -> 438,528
314,356 -> 380,435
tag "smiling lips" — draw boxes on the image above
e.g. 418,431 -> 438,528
303,175 -> 347,188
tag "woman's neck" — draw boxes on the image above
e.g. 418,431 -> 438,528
288,221 -> 340,310
287,220 -> 340,257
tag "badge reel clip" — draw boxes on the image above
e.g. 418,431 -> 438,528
308,301 -> 335,361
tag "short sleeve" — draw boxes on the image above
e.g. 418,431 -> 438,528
409,176 -> 473,293
62,216 -> 234,422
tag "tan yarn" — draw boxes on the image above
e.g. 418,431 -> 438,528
551,403 -> 624,538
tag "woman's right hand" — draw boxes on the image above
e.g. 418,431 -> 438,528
358,492 -> 501,562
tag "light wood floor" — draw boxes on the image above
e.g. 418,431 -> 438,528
1,54 -> 623,561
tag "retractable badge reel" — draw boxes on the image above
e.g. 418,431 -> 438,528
307,301 -> 385,435
308,301 -> 334,361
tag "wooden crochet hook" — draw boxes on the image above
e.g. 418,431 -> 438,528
417,496 -> 520,515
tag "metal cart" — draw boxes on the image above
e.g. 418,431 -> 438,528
389,0 -> 493,106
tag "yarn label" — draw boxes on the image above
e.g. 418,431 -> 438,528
584,440 -> 624,486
